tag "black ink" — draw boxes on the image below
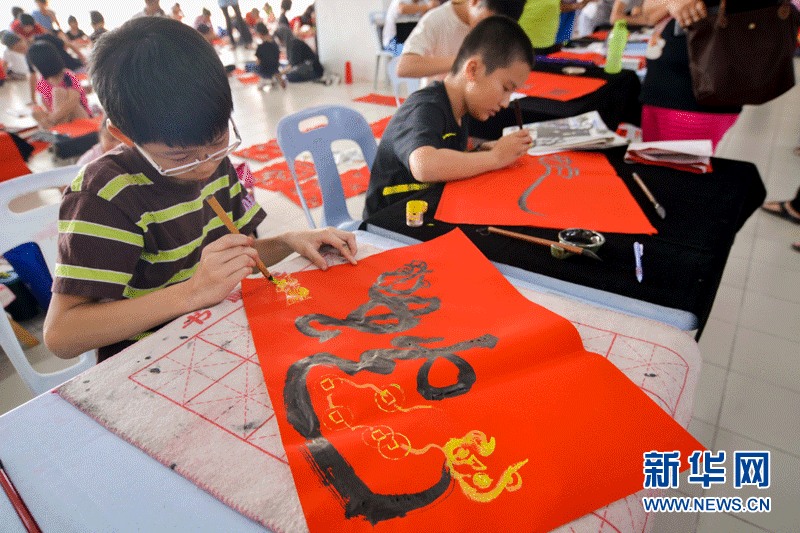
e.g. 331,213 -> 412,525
295,261 -> 439,342
149,368 -> 161,374
519,154 -> 579,215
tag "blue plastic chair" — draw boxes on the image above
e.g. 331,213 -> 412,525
276,105 -> 378,231
386,56 -> 421,106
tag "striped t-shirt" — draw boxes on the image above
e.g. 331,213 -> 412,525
54,145 -> 266,360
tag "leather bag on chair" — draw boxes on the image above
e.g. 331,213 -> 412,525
686,0 -> 800,107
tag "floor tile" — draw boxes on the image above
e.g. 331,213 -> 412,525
731,328 -> 800,395
719,372 -> 800,457
705,429 -> 800,533
708,284 -> 745,325
746,261 -> 800,304
698,318 -> 736,369
692,363 -> 727,425
738,291 -> 800,342
696,512 -> 770,533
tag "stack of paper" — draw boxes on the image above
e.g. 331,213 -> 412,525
624,140 -> 713,174
503,111 -> 628,156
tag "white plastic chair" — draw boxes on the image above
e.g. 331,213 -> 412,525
0,165 -> 97,395
386,55 -> 421,106
369,11 -> 394,90
276,105 -> 378,231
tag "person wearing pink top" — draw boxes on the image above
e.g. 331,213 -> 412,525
26,40 -> 91,129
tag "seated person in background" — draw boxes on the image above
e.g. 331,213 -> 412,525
291,3 -> 316,42
364,16 -> 534,217
273,25 -> 323,82
31,0 -> 61,33
10,7 -> 25,26
278,0 -> 292,26
610,0 -> 646,25
64,15 -> 91,47
0,30 -> 30,80
196,22 -> 216,44
382,0 -> 439,56
397,0 -> 527,82
576,0 -> 614,35
26,40 -> 92,129
245,7 -> 262,27
171,3 -> 184,21
89,11 -> 108,43
194,8 -> 213,29
44,17 -> 357,362
263,2 -> 277,23
76,117 -> 123,165
253,22 -> 284,88
11,13 -> 47,42
19,31 -> 85,103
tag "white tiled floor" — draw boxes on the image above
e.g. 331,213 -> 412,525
1,53 -> 798,531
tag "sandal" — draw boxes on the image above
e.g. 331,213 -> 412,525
760,200 -> 800,225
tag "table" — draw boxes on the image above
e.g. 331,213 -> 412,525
469,61 -> 642,140
362,148 -> 765,335
0,231 -> 702,532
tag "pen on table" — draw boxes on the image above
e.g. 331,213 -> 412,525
633,241 -> 644,283
205,196 -> 276,284
0,459 -> 42,533
631,172 -> 666,219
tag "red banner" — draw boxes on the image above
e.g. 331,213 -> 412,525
435,152 -> 657,234
242,230 -> 699,531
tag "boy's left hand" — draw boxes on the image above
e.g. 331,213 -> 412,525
283,228 -> 358,270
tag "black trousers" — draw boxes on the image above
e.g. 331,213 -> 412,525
220,3 -> 252,46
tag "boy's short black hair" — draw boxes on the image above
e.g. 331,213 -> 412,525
481,0 -> 527,21
67,15 -> 77,24
281,0 -> 292,11
90,17 -> 232,147
451,16 -> 534,75
254,22 -> 268,35
19,13 -> 35,26
202,7 -> 211,16
197,23 -> 212,35
90,11 -> 104,25
27,40 -> 65,78
11,7 -> 24,19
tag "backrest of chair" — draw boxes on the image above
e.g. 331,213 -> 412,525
0,165 -> 81,271
386,56 -> 421,105
276,106 -> 377,229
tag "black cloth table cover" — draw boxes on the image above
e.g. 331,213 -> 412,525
361,147 -> 765,335
468,62 -> 642,140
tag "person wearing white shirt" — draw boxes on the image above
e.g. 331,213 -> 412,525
382,0 -> 439,55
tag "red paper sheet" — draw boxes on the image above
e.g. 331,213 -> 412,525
547,51 -> 607,66
516,71 -> 607,101
354,93 -> 403,107
51,116 -> 103,138
251,160 -> 316,191
233,139 -> 284,162
251,161 -> 370,208
237,73 -> 260,84
370,116 -> 393,138
590,30 -> 610,40
0,132 -> 32,182
241,230 -> 701,532
436,152 -> 657,234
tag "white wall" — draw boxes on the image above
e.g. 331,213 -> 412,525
316,0 -> 384,83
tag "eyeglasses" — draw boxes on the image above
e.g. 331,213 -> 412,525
133,118 -> 242,177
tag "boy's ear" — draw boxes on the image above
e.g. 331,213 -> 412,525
105,120 -> 134,147
463,56 -> 482,82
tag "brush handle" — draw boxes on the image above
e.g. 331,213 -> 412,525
0,461 -> 42,533
632,172 -> 658,206
206,196 -> 273,280
487,226 -> 585,255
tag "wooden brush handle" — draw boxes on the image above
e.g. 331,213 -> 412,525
632,173 -> 657,205
487,226 -> 585,255
206,196 -> 273,280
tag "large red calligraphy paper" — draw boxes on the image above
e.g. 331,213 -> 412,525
241,230 -> 699,532
435,151 -> 658,234
516,71 -> 607,101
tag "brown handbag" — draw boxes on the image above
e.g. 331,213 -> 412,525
686,0 -> 800,107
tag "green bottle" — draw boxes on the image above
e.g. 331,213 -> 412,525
604,20 -> 629,74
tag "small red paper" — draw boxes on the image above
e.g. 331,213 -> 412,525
547,51 -> 607,66
251,160 -> 317,191
436,151 -> 657,234
370,116 -> 393,138
51,116 -> 103,138
354,93 -> 403,107
0,132 -> 32,182
242,230 -> 701,532
516,71 -> 607,101
233,139 -> 284,162
237,73 -> 260,84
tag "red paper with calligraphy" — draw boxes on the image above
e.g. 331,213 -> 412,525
435,151 -> 657,234
241,230 -> 699,531
517,71 -> 607,101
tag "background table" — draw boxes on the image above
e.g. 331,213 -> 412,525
0,231 -> 702,532
469,62 -> 642,140
362,148 -> 765,335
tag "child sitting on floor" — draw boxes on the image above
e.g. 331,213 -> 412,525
253,22 -> 284,89
364,16 -> 534,217
26,40 -> 92,129
44,17 -> 357,362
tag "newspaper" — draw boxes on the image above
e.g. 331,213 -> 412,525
502,111 -> 627,156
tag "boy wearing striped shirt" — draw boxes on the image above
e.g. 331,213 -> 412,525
44,17 -> 356,362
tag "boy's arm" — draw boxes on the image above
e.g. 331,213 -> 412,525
45,233 -> 258,359
409,129 -> 532,183
396,53 -> 455,78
